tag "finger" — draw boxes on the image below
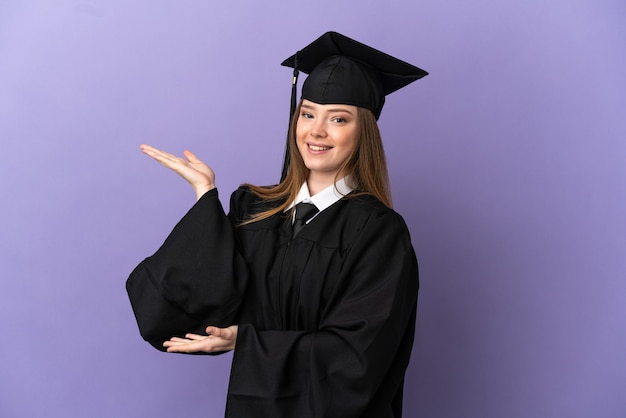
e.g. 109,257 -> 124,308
166,343 -> 196,352
141,147 -> 169,163
167,337 -> 192,343
163,339 -> 190,347
163,333 -> 208,348
205,326 -> 224,337
165,340 -> 210,353
183,149 -> 200,163
140,144 -> 182,162
140,144 -> 157,152
141,149 -> 193,173
140,144 -> 170,159
184,333 -> 207,341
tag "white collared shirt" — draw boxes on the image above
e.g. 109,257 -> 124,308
286,177 -> 354,223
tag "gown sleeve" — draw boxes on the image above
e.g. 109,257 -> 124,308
226,208 -> 419,418
126,188 -> 248,350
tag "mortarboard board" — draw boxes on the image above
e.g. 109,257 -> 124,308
280,31 -> 428,179
281,31 -> 428,120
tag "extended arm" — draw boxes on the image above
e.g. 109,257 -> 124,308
140,144 -> 215,200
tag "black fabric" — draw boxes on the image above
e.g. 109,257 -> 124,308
281,31 -> 428,119
126,187 -> 419,417
126,189 -> 249,349
292,201 -> 319,239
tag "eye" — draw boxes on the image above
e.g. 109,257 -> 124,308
300,112 -> 314,119
332,117 -> 347,124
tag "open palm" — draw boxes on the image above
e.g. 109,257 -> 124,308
140,144 -> 215,199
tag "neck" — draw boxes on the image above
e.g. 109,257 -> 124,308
306,171 -> 342,196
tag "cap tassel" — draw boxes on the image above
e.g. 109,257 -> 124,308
289,67 -> 299,119
281,53 -> 299,181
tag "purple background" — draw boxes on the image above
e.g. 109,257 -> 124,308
1,1 -> 625,417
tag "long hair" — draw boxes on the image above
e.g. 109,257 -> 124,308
241,101 -> 391,225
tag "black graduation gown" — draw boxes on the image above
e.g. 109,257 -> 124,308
126,187 -> 419,418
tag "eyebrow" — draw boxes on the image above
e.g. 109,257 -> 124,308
301,104 -> 355,115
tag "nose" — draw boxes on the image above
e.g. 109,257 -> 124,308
310,119 -> 327,138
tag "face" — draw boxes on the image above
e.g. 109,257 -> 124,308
296,100 -> 358,186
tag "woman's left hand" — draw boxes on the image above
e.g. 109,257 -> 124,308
163,325 -> 238,354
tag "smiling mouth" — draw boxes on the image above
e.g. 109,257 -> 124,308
308,144 -> 332,151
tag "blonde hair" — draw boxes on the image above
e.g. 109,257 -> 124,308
241,101 -> 391,225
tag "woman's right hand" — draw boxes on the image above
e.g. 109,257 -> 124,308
140,144 -> 216,200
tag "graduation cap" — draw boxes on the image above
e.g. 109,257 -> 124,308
280,31 -> 428,179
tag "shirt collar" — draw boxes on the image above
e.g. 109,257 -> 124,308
287,176 -> 354,213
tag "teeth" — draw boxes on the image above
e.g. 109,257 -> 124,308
309,145 -> 331,151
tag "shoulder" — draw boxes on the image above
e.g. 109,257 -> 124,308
228,185 -> 282,221
345,194 -> 407,226
230,185 -> 256,204
345,193 -> 389,213
327,193 -> 412,244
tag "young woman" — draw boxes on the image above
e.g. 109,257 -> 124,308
127,31 -> 427,417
